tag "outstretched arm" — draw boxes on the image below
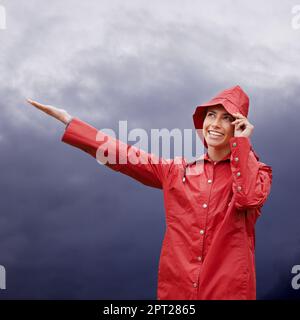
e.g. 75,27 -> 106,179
26,99 -> 173,189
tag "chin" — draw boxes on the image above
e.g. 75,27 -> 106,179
205,135 -> 224,148
207,141 -> 224,148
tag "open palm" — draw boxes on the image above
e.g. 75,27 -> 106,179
26,99 -> 72,125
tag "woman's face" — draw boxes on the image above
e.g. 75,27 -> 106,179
203,105 -> 235,149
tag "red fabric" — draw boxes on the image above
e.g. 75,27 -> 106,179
61,117 -> 272,300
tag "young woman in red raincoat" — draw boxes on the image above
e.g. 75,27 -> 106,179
27,85 -> 272,300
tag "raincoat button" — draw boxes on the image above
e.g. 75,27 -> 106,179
237,186 -> 242,192
197,256 -> 202,261
208,179 -> 212,184
234,157 -> 239,162
182,177 -> 186,182
232,142 -> 237,147
202,203 -> 207,208
193,282 -> 198,288
199,229 -> 205,235
236,172 -> 241,177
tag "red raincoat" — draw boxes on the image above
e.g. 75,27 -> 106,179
61,85 -> 272,300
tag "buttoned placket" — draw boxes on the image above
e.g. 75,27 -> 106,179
192,159 -> 216,292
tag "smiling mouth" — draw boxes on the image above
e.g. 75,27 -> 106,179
208,130 -> 224,138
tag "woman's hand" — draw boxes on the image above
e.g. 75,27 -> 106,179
231,112 -> 254,138
26,99 -> 73,125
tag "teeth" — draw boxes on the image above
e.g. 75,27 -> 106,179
209,131 -> 223,137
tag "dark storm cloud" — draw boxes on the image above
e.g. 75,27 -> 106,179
0,0 -> 300,299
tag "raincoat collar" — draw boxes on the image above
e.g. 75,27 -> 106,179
186,150 -> 231,167
205,151 -> 231,163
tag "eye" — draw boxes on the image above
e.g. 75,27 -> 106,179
224,115 -> 233,122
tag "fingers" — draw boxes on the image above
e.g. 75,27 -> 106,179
26,99 -> 49,112
26,98 -> 72,124
231,113 -> 247,127
231,113 -> 254,138
231,117 -> 248,132
236,121 -> 246,130
232,112 -> 246,119
231,118 -> 245,126
26,98 -> 57,119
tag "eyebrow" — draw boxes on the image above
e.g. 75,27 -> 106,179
207,110 -> 233,117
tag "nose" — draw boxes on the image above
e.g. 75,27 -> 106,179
211,116 -> 222,128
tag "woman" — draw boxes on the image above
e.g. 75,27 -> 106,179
26,85 -> 272,300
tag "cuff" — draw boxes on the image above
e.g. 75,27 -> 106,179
65,117 -> 74,130
229,137 -> 251,193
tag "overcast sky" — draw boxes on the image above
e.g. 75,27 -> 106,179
0,0 -> 300,299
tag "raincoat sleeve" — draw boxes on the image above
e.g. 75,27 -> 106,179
61,117 -> 172,189
229,137 -> 272,210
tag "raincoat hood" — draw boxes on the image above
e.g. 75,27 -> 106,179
193,85 -> 250,148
